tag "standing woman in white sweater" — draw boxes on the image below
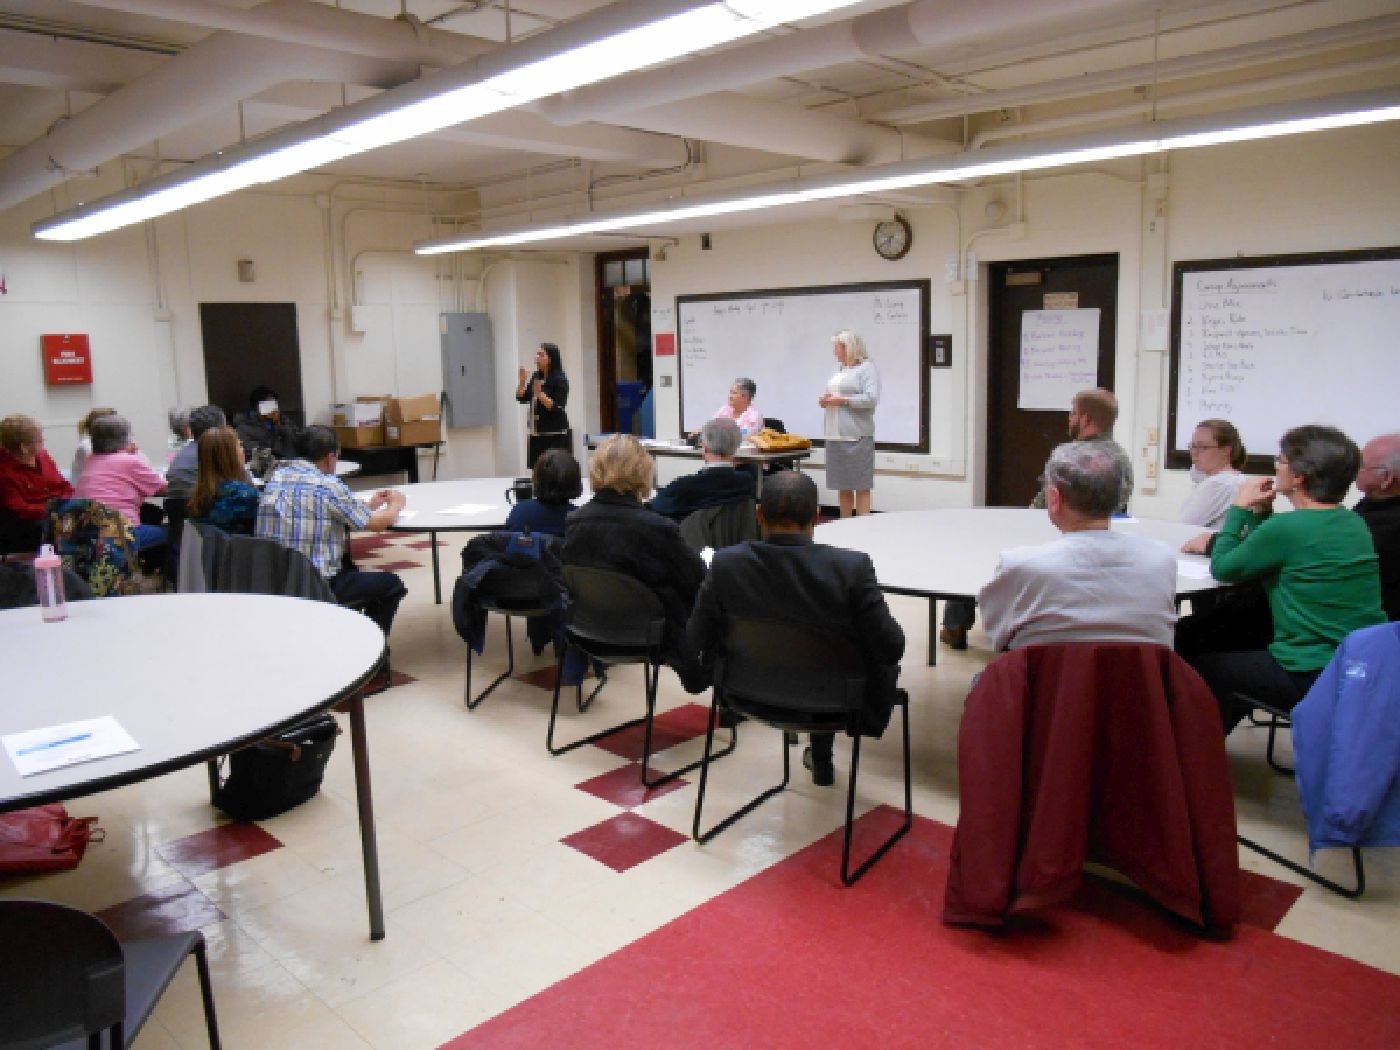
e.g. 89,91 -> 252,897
820,330 -> 880,517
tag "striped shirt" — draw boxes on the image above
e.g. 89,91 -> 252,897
255,460 -> 370,579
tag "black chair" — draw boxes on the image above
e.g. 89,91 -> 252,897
679,499 -> 759,553
548,565 -> 734,788
1239,693 -> 1295,775
162,495 -> 188,590
760,417 -> 796,474
462,559 -> 559,710
692,617 -> 912,886
0,898 -> 221,1049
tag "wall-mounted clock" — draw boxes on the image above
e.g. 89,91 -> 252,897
873,214 -> 912,261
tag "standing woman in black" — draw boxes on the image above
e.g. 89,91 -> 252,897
516,342 -> 571,468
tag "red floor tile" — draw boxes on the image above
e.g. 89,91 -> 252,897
575,763 -> 690,809
157,822 -> 283,879
348,535 -> 397,558
373,559 -> 422,573
561,812 -> 688,872
592,703 -> 715,761
403,538 -> 447,550
96,879 -> 224,940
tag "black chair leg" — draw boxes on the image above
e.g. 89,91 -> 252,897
693,698 -> 790,844
640,663 -> 736,789
192,935 -> 223,1049
1238,836 -> 1365,898
466,615 -> 517,710
840,699 -> 913,886
1264,713 -> 1294,775
547,641 -> 647,755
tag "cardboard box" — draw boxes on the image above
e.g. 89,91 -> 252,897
332,401 -> 383,427
385,393 -> 441,446
334,424 -> 385,448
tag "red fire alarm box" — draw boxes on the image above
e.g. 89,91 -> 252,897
41,334 -> 93,385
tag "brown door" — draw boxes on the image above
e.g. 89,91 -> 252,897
199,302 -> 304,425
985,254 -> 1119,506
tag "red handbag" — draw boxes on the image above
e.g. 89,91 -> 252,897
0,804 -> 103,873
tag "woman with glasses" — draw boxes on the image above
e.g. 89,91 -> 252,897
1179,424 -> 1385,733
1180,418 -> 1249,531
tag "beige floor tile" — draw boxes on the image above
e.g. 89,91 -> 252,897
337,958 -> 503,1050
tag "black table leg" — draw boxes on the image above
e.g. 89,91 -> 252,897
345,692 -> 385,941
927,598 -> 938,667
431,529 -> 442,605
404,447 -> 419,484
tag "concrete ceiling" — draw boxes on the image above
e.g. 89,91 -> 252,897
1,0 -> 1397,244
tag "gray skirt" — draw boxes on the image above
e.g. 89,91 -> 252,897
825,436 -> 874,491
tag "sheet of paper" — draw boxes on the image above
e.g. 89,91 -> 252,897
394,509 -> 417,522
1175,557 -> 1215,580
438,503 -> 495,516
4,716 -> 139,777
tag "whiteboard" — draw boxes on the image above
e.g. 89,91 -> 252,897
1018,308 -> 1101,410
676,281 -> 930,451
1168,249 -> 1400,470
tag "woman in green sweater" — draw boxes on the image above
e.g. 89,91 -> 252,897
1184,424 -> 1385,733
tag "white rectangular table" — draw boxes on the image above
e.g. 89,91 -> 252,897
815,508 -> 1226,665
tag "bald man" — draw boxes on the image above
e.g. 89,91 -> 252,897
1356,432 -> 1400,620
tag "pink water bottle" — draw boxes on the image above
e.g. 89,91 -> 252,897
34,544 -> 67,623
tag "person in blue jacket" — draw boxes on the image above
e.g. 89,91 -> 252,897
1291,621 -> 1400,852
504,449 -> 582,537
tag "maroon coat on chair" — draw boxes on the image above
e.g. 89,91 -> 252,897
943,643 -> 1240,934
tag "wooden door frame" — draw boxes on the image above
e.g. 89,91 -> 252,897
593,248 -> 650,433
983,252 -> 1120,506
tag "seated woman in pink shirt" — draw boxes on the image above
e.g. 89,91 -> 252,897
713,377 -> 764,437
74,414 -> 167,549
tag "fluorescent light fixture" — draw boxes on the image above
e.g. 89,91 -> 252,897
34,0 -> 864,242
415,87 -> 1400,253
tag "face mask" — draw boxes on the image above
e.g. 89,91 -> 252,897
1189,466 -> 1205,485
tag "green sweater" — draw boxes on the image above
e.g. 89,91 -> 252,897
1212,505 -> 1385,672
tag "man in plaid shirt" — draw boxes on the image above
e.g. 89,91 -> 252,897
257,426 -> 408,636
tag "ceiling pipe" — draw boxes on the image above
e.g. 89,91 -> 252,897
876,13 -> 1400,124
615,92 -> 946,165
62,0 -> 492,66
966,55 -> 1400,149
0,33 -> 419,211
0,28 -> 162,92
536,0 -> 1137,126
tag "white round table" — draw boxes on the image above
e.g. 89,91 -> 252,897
388,476 -> 594,604
0,593 -> 390,939
815,508 -> 1222,664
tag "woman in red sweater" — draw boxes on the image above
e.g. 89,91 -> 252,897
0,414 -> 73,553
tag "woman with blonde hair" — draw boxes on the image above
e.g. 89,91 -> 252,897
0,414 -> 73,551
561,434 -> 709,692
820,329 -> 880,516
188,426 -> 259,535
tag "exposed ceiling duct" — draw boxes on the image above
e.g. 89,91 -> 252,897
0,31 -> 424,211
536,0 -> 1141,126
59,0 -> 490,65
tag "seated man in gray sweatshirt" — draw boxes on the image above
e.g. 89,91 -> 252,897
978,440 -> 1176,652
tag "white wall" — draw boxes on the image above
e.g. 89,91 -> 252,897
645,121 -> 1400,513
3,122 -> 1397,507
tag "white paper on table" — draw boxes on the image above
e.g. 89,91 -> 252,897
394,509 -> 417,522
438,503 -> 495,516
1175,557 -> 1215,580
4,716 -> 139,777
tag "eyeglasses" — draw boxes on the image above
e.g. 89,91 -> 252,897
1188,443 -> 1221,452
